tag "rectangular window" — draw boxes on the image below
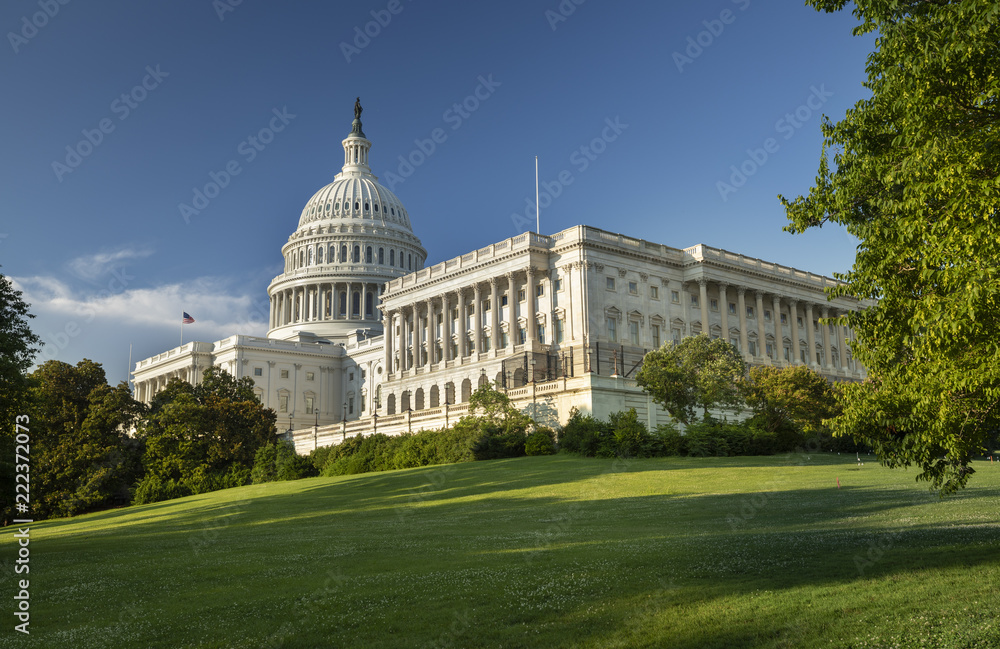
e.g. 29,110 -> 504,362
554,278 -> 563,291
728,302 -> 737,315
501,330 -> 509,347
783,345 -> 790,361
280,369 -> 289,379
765,310 -> 772,322
801,348 -> 807,363
555,318 -> 565,344
690,294 -> 699,306
749,340 -> 758,356
629,320 -> 639,345
537,324 -> 545,344
349,372 -> 354,382
671,328 -> 681,345
484,301 -> 491,311
536,284 -> 544,297
306,372 -> 314,381
814,320 -> 819,331
766,342 -> 774,358
628,281 -> 638,295
797,316 -> 804,327
482,336 -> 491,352
746,306 -> 755,318
816,351 -> 822,364
519,327 -> 526,345
606,277 -> 616,291
650,286 -> 659,299
279,395 -> 288,413
780,313 -> 787,325
501,295 -> 509,307
518,289 -> 526,301
607,317 -> 617,342
652,324 -> 661,348
348,397 -> 354,415
671,290 -> 680,303
305,397 -> 314,415
254,367 -> 262,376
710,298 -> 719,311
730,336 -> 740,351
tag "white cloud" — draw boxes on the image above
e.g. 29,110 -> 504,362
66,246 -> 154,281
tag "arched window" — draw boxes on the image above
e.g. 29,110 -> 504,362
353,245 -> 360,263
365,246 -> 372,263
352,291 -> 361,317
339,291 -> 347,316
399,250 -> 404,268
378,247 -> 384,265
316,247 -> 323,264
389,249 -> 395,266
299,250 -> 304,267
308,247 -> 314,265
408,254 -> 412,270
365,292 -> 373,317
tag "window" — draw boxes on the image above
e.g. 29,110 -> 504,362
378,248 -> 384,264
308,248 -> 314,265
353,245 -> 360,263
306,372 -> 314,381
728,302 -> 737,315
341,245 -> 347,262
766,342 -> 774,358
765,310 -> 772,322
537,324 -> 545,344
554,278 -> 563,291
652,324 -> 661,348
747,306 -> 755,318
361,369 -> 366,380
501,295 -> 508,307
629,320 -> 639,345
814,320 -> 819,331
482,336 -> 491,352
305,397 -> 314,415
366,292 -> 374,317
279,394 -> 288,413
607,317 -> 617,342
518,289 -> 526,301
671,328 -> 682,345
690,294 -> 699,307
800,348 -> 807,363
536,284 -> 544,297
606,277 -> 616,291
317,247 -> 324,264
280,369 -> 289,379
749,340 -> 758,356
780,313 -> 787,324
349,372 -> 354,381
556,318 -> 565,344
628,281 -> 638,295
408,253 -> 412,270
501,330 -> 509,347
730,336 -> 740,351
348,397 -> 354,415
671,290 -> 680,303
254,367 -> 262,377
710,298 -> 719,311
519,327 -> 526,345
366,246 -> 373,263
783,345 -> 791,361
390,249 -> 395,266
797,316 -> 804,327
650,286 -> 659,299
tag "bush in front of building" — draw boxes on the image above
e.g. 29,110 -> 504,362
525,428 -> 557,456
252,441 -> 318,483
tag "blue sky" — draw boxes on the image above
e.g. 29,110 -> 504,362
1,0 -> 874,386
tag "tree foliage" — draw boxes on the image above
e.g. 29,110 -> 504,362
781,1 -> 1000,492
29,360 -> 146,518
635,334 -> 747,424
0,270 -> 40,524
743,365 -> 840,436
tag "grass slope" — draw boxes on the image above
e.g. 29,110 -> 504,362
2,454 -> 999,649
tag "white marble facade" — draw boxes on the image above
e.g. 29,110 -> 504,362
133,107 -> 864,446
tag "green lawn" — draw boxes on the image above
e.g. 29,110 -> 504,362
3,453 -> 999,648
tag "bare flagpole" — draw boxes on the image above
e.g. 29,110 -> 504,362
535,155 -> 540,234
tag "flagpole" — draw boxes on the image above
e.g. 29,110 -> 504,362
535,155 -> 540,234
180,312 -> 184,347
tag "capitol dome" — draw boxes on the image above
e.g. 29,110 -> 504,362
267,100 -> 427,342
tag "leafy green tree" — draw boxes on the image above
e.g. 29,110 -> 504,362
636,334 -> 747,424
466,383 -> 533,433
743,365 -> 840,447
781,1 -> 1000,492
1,270 -> 40,524
140,367 -> 276,496
30,360 -> 145,518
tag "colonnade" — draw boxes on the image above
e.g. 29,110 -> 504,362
270,281 -> 383,328
134,364 -> 208,404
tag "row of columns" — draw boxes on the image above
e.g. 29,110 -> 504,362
134,364 -> 207,404
383,268 -> 542,374
695,279 -> 854,373
270,282 -> 382,328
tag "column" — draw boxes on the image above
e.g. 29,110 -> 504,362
457,289 -> 467,363
806,303 -> 817,367
698,278 -> 710,337
789,300 -> 800,364
473,283 -> 483,356
755,291 -> 767,360
525,268 -> 537,347
718,283 -> 729,345
737,287 -> 749,357
384,310 -> 393,375
318,284 -> 326,321
401,306 -> 411,371
772,295 -> 783,363
425,298 -> 434,370
822,307 -> 833,369
837,318 -> 849,372
443,292 -> 452,363
507,272 -> 517,350
490,277 -> 500,352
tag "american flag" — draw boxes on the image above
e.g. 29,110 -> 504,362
182,312 -> 195,324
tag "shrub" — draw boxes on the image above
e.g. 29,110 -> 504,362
253,442 -> 317,484
133,475 -> 191,505
525,428 -> 557,456
558,408 -> 608,456
652,423 -> 684,456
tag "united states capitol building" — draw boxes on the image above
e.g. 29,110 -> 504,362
133,104 -> 865,453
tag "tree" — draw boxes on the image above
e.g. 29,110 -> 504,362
29,360 -> 145,518
743,365 -> 840,445
636,334 -> 747,424
0,270 -> 40,524
139,367 -> 277,498
781,1 -> 1000,493
466,383 -> 533,433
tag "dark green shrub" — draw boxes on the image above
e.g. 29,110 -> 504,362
652,423 -> 684,456
254,441 -> 318,483
133,475 -> 191,505
525,428 -> 557,456
558,408 -> 608,456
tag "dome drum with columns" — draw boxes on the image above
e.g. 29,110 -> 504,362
267,101 -> 426,341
